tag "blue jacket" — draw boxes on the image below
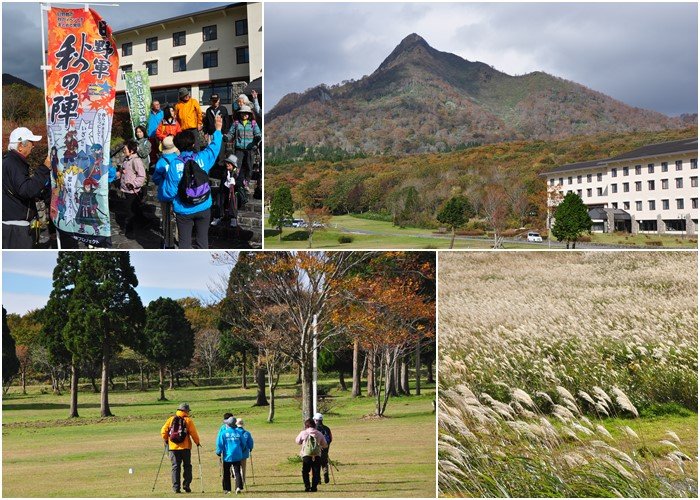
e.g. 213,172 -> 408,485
216,425 -> 244,463
160,130 -> 222,215
238,428 -> 254,459
228,120 -> 261,151
147,110 -> 164,138
152,152 -> 180,202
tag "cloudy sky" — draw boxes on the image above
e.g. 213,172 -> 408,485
266,2 -> 698,116
2,1 -> 225,87
2,251 -> 230,314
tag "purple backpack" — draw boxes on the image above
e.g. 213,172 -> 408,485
177,154 -> 210,206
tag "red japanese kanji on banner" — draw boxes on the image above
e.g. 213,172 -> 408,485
45,7 -> 119,247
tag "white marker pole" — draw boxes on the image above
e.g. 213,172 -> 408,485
312,314 -> 318,417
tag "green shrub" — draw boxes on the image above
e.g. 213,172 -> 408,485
337,235 -> 354,244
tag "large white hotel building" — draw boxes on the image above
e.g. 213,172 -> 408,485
543,138 -> 698,235
113,3 -> 262,113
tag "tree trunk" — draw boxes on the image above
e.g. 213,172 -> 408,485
351,339 -> 361,397
450,227 -> 455,249
100,346 -> 113,417
338,370 -> 347,391
427,359 -> 434,384
139,366 -> 145,391
169,369 -> 174,390
90,375 -> 99,393
387,350 -> 398,397
268,378 -> 276,423
301,362 -> 314,421
158,364 -> 167,401
241,350 -> 248,389
21,369 -> 26,395
366,353 -> 376,397
175,373 -> 181,387
401,356 -> 410,395
69,363 -> 79,418
254,359 -> 269,406
124,373 -> 129,391
295,364 -> 302,385
414,340 -> 421,396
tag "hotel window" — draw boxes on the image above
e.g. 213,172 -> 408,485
145,60 -> 158,76
623,166 -> 629,176
146,36 -> 158,52
577,190 -> 582,197
662,199 -> 669,210
623,182 -> 629,193
648,163 -> 654,174
559,177 -> 564,185
692,198 -> 698,209
635,201 -> 642,211
235,19 -> 248,36
676,198 -> 684,209
120,64 -> 132,73
586,174 -> 592,182
611,168 -> 617,177
635,165 -> 641,175
691,158 -> 697,169
567,176 -> 572,185
675,178 -> 683,189
661,162 -> 668,172
611,202 -> 618,209
611,183 -> 617,194
236,46 -> 250,64
675,160 -> 683,171
596,172 -> 603,181
586,188 -> 592,197
173,31 -> 186,47
691,176 -> 698,188
623,201 -> 630,210
173,56 -> 186,72
203,25 -> 218,41
648,200 -> 656,210
648,180 -> 655,190
597,187 -> 603,196
122,42 -> 132,56
549,178 -> 554,186
635,181 -> 642,192
203,51 -> 218,68
577,175 -> 582,184
661,179 -> 669,189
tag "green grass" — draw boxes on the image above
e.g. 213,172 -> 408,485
2,375 -> 436,497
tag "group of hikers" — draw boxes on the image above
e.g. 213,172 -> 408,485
1,88 -> 262,249
160,403 -> 333,494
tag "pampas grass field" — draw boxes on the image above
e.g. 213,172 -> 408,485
438,252 -> 697,497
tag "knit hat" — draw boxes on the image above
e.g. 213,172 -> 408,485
178,403 -> 190,412
224,154 -> 238,167
178,87 -> 190,99
162,136 -> 178,154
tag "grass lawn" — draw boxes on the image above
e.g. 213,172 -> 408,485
2,375 -> 436,497
265,216 -> 533,250
584,232 -> 698,248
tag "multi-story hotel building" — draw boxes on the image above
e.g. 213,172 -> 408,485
113,2 -> 262,112
543,138 -> 698,235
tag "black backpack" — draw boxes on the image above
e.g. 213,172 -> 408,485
168,415 -> 188,443
177,155 -> 210,206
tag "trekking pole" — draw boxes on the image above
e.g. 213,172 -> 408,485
250,452 -> 256,485
328,457 -> 336,486
219,456 -> 222,478
197,445 -> 204,493
152,443 -> 168,492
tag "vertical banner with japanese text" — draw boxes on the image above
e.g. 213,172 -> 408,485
124,70 -> 152,133
45,7 -> 118,247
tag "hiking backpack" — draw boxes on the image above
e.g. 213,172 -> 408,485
168,415 -> 188,444
177,155 -> 210,206
302,433 -> 321,457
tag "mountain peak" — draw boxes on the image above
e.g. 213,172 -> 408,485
377,33 -> 433,71
397,33 -> 429,49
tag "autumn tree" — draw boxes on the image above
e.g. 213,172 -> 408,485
551,192 -> 592,249
142,298 -> 194,401
2,308 -> 20,394
268,185 -> 294,240
437,196 -> 474,248
5,309 -> 43,395
482,183 -> 509,248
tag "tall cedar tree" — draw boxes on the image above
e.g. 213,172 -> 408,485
552,192 -> 593,249
2,307 -> 20,392
437,196 -> 474,249
268,185 -> 294,241
42,252 -> 83,414
142,298 -> 194,401
64,252 -> 144,417
219,252 -> 268,405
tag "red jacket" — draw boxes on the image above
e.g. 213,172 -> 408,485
156,120 -> 182,141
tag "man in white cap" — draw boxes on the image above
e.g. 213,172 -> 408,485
2,127 -> 52,248
313,413 -> 333,484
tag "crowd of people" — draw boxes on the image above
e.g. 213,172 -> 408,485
159,404 -> 335,494
1,88 -> 262,249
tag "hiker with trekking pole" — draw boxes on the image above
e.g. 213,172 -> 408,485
295,418 -> 328,492
235,418 -> 254,488
159,403 -> 202,494
313,413 -> 333,485
216,415 -> 246,494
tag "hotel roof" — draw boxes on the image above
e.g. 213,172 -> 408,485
113,3 -> 245,36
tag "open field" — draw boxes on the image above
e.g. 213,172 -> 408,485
3,375 -> 436,497
438,252 -> 698,497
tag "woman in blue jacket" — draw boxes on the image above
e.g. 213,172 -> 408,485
216,416 -> 245,494
236,419 -> 254,486
160,114 -> 223,249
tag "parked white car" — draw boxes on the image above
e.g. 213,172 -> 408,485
527,232 -> 543,242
